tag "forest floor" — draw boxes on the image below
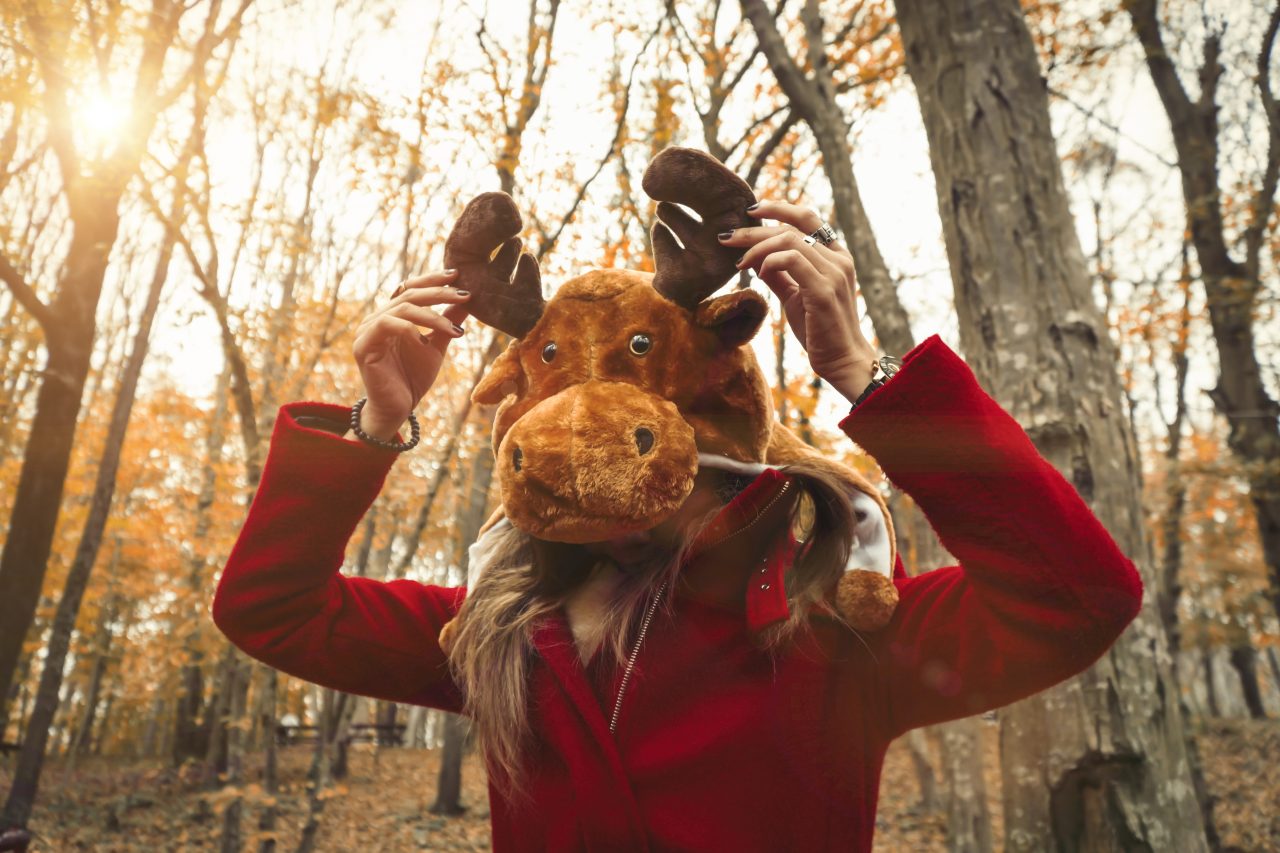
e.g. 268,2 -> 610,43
4,716 -> 1277,851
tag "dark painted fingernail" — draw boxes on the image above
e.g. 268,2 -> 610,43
444,268 -> 458,275
452,323 -> 465,335
455,289 -> 471,296
419,333 -> 431,345
734,255 -> 745,267
717,231 -> 734,241
745,202 -> 760,212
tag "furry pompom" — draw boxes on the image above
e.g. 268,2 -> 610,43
836,569 -> 898,632
438,617 -> 459,658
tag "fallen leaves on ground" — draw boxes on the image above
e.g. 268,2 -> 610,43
4,717 -> 1276,850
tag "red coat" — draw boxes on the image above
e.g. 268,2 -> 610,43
212,334 -> 1143,852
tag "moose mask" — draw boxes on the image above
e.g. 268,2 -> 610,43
444,148 -> 899,629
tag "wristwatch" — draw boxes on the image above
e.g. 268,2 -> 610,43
849,355 -> 903,412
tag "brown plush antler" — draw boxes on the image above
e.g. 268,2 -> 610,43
642,148 -> 758,310
444,192 -> 545,338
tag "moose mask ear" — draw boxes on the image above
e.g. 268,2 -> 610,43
695,289 -> 769,349
473,341 -> 525,405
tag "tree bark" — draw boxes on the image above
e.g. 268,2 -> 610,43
1228,643 -> 1268,720
295,689 -> 334,853
256,667 -> 279,853
175,366 -> 232,764
329,693 -> 360,782
893,0 -> 1208,848
0,653 -> 32,747
69,590 -> 118,758
219,654 -> 249,853
1156,255 -> 1192,653
1203,648 -> 1222,718
938,718 -> 993,853
431,711 -> 469,816
204,642 -> 239,784
140,696 -> 166,759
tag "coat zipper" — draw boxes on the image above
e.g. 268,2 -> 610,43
608,478 -> 793,735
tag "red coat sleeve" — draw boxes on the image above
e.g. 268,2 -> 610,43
839,335 -> 1143,738
211,401 -> 465,713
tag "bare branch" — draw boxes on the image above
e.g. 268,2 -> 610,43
21,0 -> 81,189
0,250 -> 54,335
744,109 -> 799,187
1124,0 -> 1196,124
153,0 -> 254,112
1245,1 -> 1280,280
535,20 -> 657,259
1047,85 -> 1178,168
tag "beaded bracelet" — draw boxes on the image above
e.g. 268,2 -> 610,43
349,397 -> 421,452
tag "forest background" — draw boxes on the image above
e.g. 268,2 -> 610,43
0,0 -> 1277,850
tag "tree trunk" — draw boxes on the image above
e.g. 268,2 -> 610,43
175,366 -> 232,764
0,653 -> 32,745
219,654 -> 249,853
893,0 -> 1207,848
92,689 -> 114,755
1157,257 -> 1192,653
329,692 -> 360,782
140,696 -> 166,759
1,526 -> 122,829
0,185 -> 180,826
295,689 -> 334,853
938,717 -> 993,853
256,666 -> 279,853
1228,643 -> 1267,720
1126,0 -> 1280,625
904,728 -> 940,814
376,701 -> 399,747
0,0 -> 191,719
204,641 -> 242,785
70,592 -> 118,757
1203,649 -> 1222,718
0,199 -> 122,713
739,0 -> 915,355
431,712 -> 469,816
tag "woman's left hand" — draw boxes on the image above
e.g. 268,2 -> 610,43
718,201 -> 878,403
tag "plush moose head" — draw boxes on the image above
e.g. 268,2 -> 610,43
443,148 -> 899,631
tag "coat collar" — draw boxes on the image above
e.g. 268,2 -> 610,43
678,465 -> 800,631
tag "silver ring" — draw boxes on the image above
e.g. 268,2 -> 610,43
804,223 -> 838,246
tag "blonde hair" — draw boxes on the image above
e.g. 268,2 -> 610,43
445,459 -> 858,792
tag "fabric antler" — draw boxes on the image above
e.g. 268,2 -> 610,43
443,192 -> 545,338
642,148 -> 758,310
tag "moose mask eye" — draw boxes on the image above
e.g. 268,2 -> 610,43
541,342 -> 557,363
629,333 -> 652,356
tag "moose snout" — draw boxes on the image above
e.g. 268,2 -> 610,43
496,382 -> 698,543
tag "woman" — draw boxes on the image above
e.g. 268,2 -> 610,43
212,192 -> 1143,852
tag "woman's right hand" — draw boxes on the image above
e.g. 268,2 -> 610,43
352,269 -> 471,440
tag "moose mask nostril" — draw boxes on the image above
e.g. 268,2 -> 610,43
634,428 -> 655,456
513,447 -> 523,472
